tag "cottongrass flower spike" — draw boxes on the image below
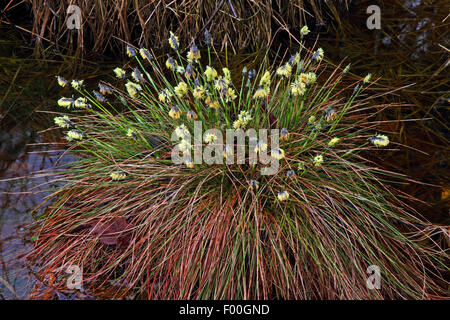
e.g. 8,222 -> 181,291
205,66 -> 218,82
125,81 -> 142,98
54,115 -> 73,128
169,106 -> 182,119
126,45 -> 136,58
175,124 -> 190,139
313,154 -> 324,166
204,133 -> 217,144
57,97 -> 74,108
139,48 -> 152,61
276,64 -> 292,78
249,180 -> 259,190
185,158 -> 194,168
159,89 -> 173,103
204,29 -> 212,47
312,48 -> 324,61
253,86 -> 270,99
114,67 -> 126,79
74,97 -> 90,108
110,171 -> 128,181
71,80 -> 84,90
286,169 -> 295,178
370,134 -> 389,147
93,90 -> 107,102
126,128 -> 138,139
328,137 -> 340,147
277,190 -> 289,201
99,83 -> 112,95
131,67 -> 144,83
186,110 -> 198,120
166,56 -> 177,71
280,128 -> 289,140
56,76 -> 69,87
272,148 -> 285,160
343,63 -> 351,74
290,79 -> 306,96
174,82 -> 188,98
187,45 -> 200,63
300,25 -> 310,37
169,31 -> 179,51
66,129 -> 84,141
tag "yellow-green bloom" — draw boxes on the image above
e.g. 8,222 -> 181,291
312,48 -> 324,61
139,48 -> 152,61
110,171 -> 128,181
300,25 -> 310,36
249,180 -> 259,190
297,161 -> 306,171
74,97 -> 90,108
174,82 -> 188,98
125,81 -> 142,98
54,115 -> 73,128
114,67 -> 126,79
99,83 -> 112,95
131,67 -> 143,83
299,72 -> 317,85
186,110 -> 198,120
66,129 -> 84,141
56,76 -> 69,87
175,124 -> 190,139
222,68 -> 231,82
259,71 -> 271,87
185,158 -> 194,168
312,154 -> 324,166
225,87 -> 237,102
178,139 -> 192,153
370,134 -> 389,147
166,56 -> 177,70
253,86 -> 270,99
205,96 -> 219,109
290,79 -> 306,96
159,89 -> 173,103
363,73 -> 372,84
205,66 -> 218,82
169,106 -> 182,119
325,109 -> 337,122
280,128 -> 289,140
343,63 -> 351,74
277,190 -> 289,201
204,133 -> 217,144
57,97 -> 74,108
276,64 -> 292,78
254,140 -> 268,153
71,79 -> 84,90
272,148 -> 285,160
126,45 -> 136,57
223,145 -> 233,158
187,45 -> 200,63
328,137 -> 340,147
193,85 -> 205,99
168,31 -> 179,50
233,110 -> 252,129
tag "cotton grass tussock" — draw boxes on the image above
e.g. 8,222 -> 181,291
33,31 -> 449,300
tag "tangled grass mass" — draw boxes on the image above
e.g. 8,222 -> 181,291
32,29 -> 448,299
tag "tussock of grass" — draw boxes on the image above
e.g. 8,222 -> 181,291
30,30 -> 448,299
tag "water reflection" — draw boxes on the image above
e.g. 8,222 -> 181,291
0,123 -> 73,299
